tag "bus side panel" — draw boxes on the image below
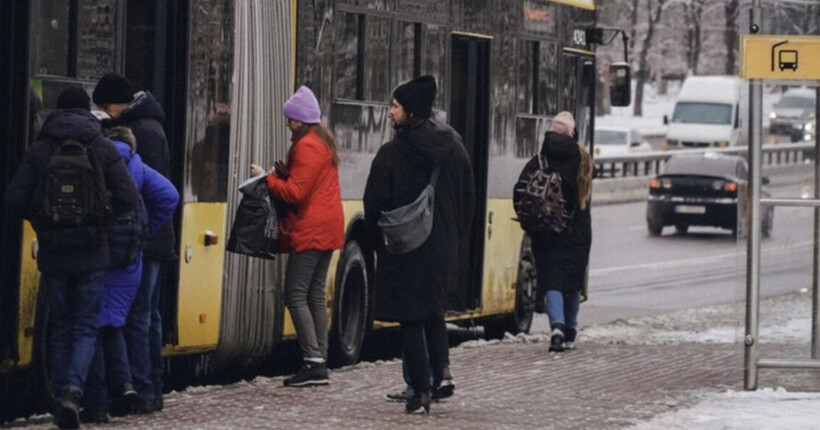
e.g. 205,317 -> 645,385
15,223 -> 41,368
482,200 -> 524,315
176,203 -> 225,349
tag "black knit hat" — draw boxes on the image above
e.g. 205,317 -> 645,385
56,86 -> 91,110
93,73 -> 134,104
392,75 -> 437,119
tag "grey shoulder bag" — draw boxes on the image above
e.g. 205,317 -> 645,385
377,166 -> 441,254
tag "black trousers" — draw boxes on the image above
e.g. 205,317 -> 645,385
399,317 -> 449,394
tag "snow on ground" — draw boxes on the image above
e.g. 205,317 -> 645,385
629,387 -> 820,430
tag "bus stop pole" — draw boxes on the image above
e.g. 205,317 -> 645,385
813,87 -> 820,359
744,0 -> 763,391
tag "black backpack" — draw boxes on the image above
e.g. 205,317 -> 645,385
513,154 -> 572,235
33,138 -> 114,251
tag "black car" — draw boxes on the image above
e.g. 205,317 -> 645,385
646,153 -> 773,237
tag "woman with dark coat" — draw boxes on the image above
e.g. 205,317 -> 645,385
529,111 -> 593,353
363,75 -> 475,414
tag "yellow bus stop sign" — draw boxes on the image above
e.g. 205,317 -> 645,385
740,34 -> 820,80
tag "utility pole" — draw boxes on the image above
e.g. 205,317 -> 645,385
744,0 -> 763,391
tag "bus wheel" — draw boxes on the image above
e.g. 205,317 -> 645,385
329,241 -> 370,366
484,238 -> 536,339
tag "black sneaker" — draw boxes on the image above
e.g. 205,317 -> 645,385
384,389 -> 412,402
564,327 -> 577,350
109,382 -> 139,417
79,408 -> 109,424
55,389 -> 81,430
432,379 -> 455,400
132,396 -> 157,415
283,361 -> 329,387
405,391 -> 430,414
549,325 -> 565,353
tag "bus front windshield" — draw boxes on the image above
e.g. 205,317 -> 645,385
672,102 -> 733,125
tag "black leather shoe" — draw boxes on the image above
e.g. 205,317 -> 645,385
132,396 -> 157,415
405,391 -> 430,414
55,389 -> 81,430
109,382 -> 138,417
79,408 -> 109,424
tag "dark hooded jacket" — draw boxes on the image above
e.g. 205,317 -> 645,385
4,109 -> 140,274
115,91 -> 176,260
529,131 -> 590,294
364,120 -> 475,322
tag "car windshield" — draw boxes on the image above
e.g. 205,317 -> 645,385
663,155 -> 747,179
776,96 -> 815,109
595,130 -> 628,145
672,102 -> 733,125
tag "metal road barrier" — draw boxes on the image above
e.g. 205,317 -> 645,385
594,142 -> 815,179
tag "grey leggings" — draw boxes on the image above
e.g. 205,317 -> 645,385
284,249 -> 332,361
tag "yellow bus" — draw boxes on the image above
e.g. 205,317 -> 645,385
0,0 -> 625,420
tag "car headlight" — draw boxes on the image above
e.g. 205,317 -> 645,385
807,123 -> 814,132
770,112 -> 777,119
715,141 -> 729,147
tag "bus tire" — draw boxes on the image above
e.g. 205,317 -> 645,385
329,240 -> 370,366
484,237 -> 536,339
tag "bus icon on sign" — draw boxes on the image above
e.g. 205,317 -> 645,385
779,50 -> 798,71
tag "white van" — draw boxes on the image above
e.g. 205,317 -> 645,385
664,76 -> 747,148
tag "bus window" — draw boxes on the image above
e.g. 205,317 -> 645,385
334,12 -> 390,103
517,39 -> 559,116
396,21 -> 446,109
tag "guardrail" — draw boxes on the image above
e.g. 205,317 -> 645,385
594,142 -> 815,179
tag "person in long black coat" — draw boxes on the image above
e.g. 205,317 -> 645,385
364,75 -> 475,414
528,111 -> 593,353
93,73 -> 174,411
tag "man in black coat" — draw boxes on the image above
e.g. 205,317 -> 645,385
4,87 -> 140,429
93,74 -> 174,412
364,75 -> 475,414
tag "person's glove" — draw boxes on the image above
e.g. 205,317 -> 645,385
274,161 -> 290,179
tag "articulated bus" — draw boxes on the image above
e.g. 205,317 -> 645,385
0,0 -> 623,420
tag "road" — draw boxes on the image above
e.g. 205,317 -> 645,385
542,183 -> 816,331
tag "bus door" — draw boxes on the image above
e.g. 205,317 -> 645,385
449,33 -> 491,312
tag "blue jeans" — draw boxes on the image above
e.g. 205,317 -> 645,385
125,258 -> 163,400
545,290 -> 580,330
84,327 -> 132,410
46,270 -> 104,395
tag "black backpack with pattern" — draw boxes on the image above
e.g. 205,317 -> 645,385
513,154 -> 572,235
32,138 -> 114,251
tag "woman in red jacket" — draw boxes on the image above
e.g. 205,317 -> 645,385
251,85 -> 344,387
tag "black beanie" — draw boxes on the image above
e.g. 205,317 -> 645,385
93,73 -> 134,104
392,75 -> 437,119
56,86 -> 91,110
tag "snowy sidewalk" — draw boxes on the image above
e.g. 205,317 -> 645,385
6,291 -> 819,429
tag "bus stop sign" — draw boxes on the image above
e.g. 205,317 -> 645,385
740,34 -> 820,80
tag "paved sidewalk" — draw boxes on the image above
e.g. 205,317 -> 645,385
6,292 -> 816,430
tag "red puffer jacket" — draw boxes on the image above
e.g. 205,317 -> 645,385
266,129 -> 344,252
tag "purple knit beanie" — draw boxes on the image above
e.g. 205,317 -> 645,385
283,86 -> 321,124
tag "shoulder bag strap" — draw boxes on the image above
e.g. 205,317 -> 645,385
430,165 -> 441,187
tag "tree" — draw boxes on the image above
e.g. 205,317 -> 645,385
724,0 -> 740,75
634,0 -> 668,116
683,0 -> 706,75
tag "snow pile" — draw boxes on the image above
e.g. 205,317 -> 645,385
630,387 -> 820,430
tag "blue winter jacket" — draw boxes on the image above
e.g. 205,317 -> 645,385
98,139 -> 179,328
